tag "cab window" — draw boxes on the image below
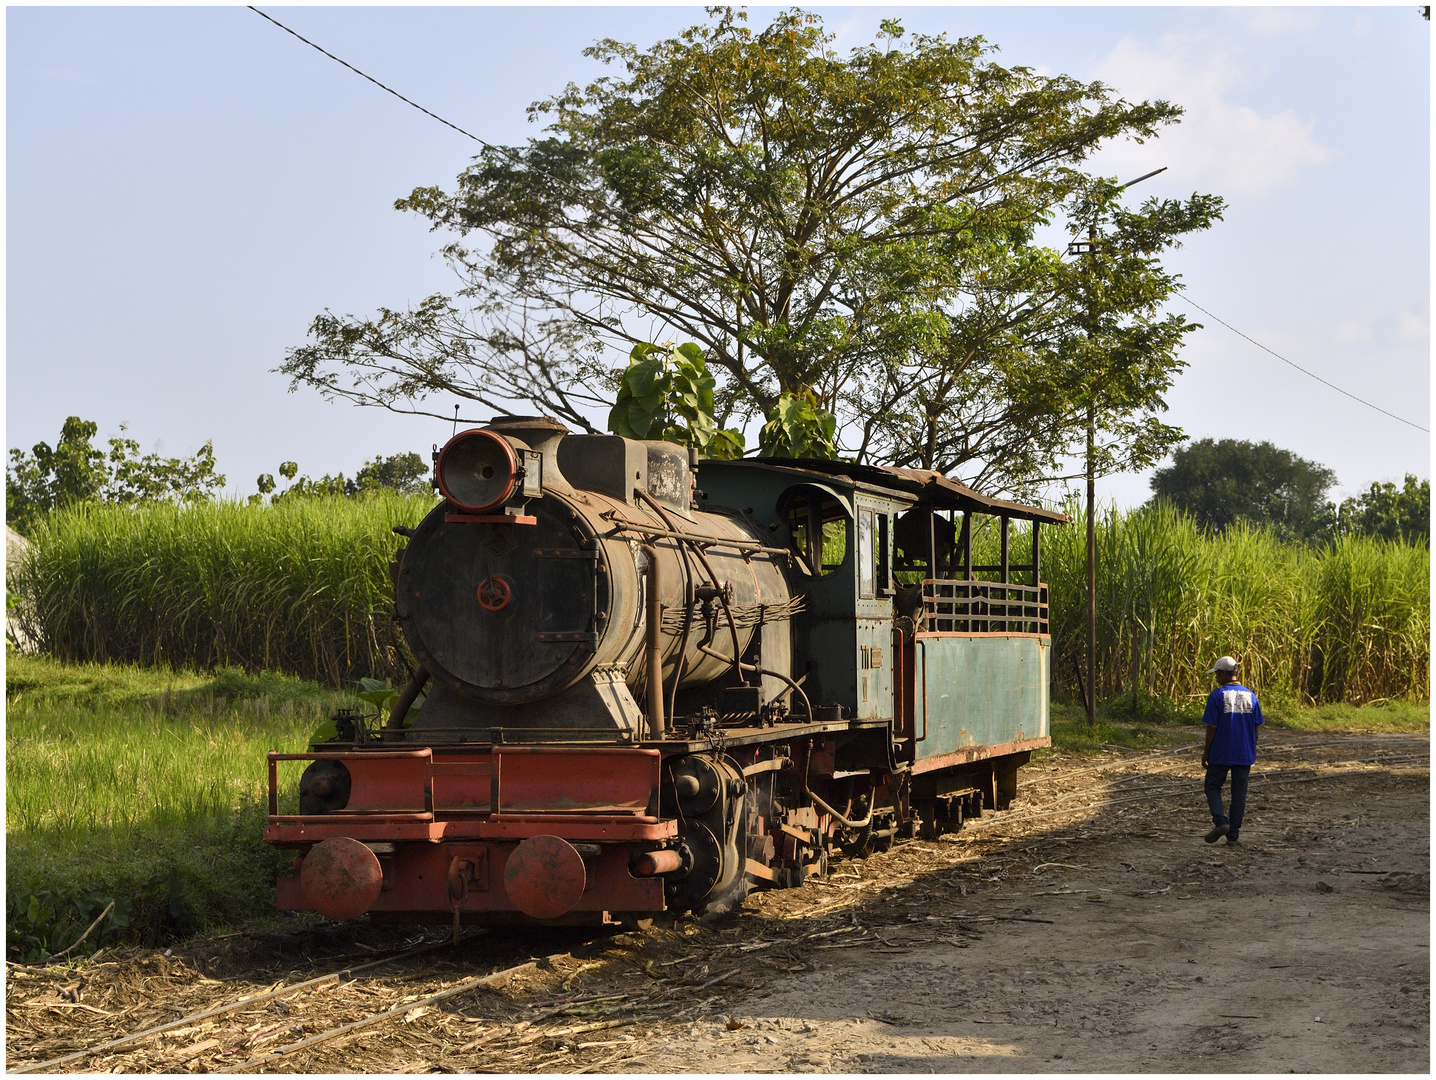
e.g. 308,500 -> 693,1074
786,489 -> 849,577
858,509 -> 875,598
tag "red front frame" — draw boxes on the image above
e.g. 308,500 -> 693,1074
268,746 -> 676,917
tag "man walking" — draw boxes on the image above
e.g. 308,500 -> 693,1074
1201,656 -> 1263,845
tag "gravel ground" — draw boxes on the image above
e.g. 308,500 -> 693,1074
6,728 -> 1428,1074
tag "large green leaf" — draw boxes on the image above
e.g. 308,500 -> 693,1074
760,391 -> 837,459
607,341 -> 743,460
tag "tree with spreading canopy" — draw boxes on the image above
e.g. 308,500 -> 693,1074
1148,437 -> 1338,542
254,451 -> 432,503
281,8 -> 1221,492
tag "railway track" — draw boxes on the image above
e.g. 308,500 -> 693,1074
9,732 -> 1426,1073
7,932 -> 597,1075
8,919 -> 710,1074
215,955 -> 558,1074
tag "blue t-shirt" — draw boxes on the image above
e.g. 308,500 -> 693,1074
1202,682 -> 1264,766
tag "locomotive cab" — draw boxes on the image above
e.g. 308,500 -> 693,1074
698,457 -> 1060,841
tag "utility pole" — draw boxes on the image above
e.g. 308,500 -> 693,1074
1085,220 -> 1097,728
1070,167 -> 1166,727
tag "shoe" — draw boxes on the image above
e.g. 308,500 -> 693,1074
1205,823 -> 1229,843
1226,835 -> 1241,845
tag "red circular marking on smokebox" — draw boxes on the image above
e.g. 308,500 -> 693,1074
477,576 -> 512,611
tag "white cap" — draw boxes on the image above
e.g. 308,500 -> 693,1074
1206,656 -> 1238,674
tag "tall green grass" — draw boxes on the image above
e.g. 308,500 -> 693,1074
10,494 -> 1429,706
1019,502 -> 1429,706
11,494 -> 432,686
6,653 -> 347,957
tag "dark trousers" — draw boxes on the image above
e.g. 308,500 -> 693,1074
1204,764 -> 1251,838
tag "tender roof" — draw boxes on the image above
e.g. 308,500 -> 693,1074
737,458 -> 1070,525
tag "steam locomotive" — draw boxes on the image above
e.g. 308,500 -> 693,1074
266,416 -> 1063,929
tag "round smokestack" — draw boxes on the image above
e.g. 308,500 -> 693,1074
484,415 -> 573,493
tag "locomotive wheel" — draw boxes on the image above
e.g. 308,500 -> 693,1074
666,820 -> 722,911
698,875 -> 751,919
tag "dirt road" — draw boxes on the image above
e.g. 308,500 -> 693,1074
7,728 -> 1428,1073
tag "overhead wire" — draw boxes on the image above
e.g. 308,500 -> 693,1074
249,8 -> 1430,440
1177,295 -> 1429,433
247,7 -> 488,148
246,5 -> 622,222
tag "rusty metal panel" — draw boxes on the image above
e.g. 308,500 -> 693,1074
265,816 -> 676,845
269,750 -> 434,815
494,747 -> 659,815
266,748 -> 670,848
430,758 -> 493,812
915,635 -> 1050,762
345,755 -> 432,813
910,736 -> 1050,776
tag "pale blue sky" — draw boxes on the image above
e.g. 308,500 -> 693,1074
6,6 -> 1429,508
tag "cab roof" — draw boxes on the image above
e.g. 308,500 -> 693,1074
707,457 -> 1069,525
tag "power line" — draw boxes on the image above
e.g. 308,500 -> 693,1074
247,7 -> 487,147
1177,296 -> 1429,434
248,8 -> 611,221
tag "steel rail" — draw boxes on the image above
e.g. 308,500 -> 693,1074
11,934 -> 466,1073
217,953 -> 561,1073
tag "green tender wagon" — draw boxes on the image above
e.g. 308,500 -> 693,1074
697,457 -> 1064,837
